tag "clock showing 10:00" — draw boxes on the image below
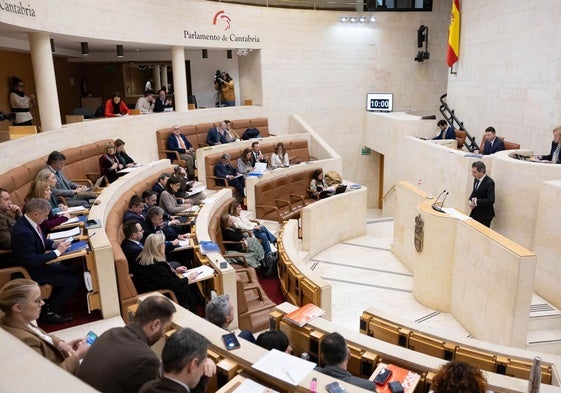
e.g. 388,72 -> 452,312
366,93 -> 393,112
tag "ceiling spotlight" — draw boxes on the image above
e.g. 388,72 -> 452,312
81,42 -> 89,56
369,16 -> 377,23
359,16 -> 367,23
350,17 -> 358,23
340,16 -> 348,23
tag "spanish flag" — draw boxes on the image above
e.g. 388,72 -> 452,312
447,0 -> 460,67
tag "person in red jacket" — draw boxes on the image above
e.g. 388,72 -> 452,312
104,92 -> 130,117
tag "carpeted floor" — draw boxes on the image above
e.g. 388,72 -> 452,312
256,271 -> 285,305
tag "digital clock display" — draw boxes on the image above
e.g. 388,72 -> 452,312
366,93 -> 393,112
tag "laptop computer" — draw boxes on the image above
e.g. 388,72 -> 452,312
334,185 -> 347,194
92,176 -> 105,191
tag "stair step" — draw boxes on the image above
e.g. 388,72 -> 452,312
527,329 -> 561,354
528,295 -> 561,331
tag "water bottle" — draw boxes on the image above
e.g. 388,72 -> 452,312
528,356 -> 541,393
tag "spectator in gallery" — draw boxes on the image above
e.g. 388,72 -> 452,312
9,76 -> 35,126
136,90 -> 155,113
104,92 -> 130,117
215,72 -> 235,106
153,89 -> 173,112
0,188 -> 22,249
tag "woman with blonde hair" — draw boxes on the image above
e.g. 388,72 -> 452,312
133,233 -> 199,312
99,141 -> 123,183
26,179 -> 70,232
34,168 -> 67,212
0,279 -> 89,374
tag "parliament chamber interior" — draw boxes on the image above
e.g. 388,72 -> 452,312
1,0 -> 561,392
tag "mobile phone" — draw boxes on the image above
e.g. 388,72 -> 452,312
222,332 -> 240,350
85,330 -> 98,345
326,382 -> 347,393
220,261 -> 227,269
388,381 -> 404,393
374,367 -> 393,385
86,219 -> 97,226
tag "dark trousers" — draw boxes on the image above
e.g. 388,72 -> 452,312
32,264 -> 80,314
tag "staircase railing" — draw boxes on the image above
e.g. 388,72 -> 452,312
439,94 -> 479,152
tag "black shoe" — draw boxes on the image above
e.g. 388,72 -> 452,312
40,312 -> 74,324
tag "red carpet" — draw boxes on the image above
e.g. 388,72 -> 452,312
39,281 -> 103,333
256,271 -> 285,304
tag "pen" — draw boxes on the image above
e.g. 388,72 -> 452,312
89,232 -> 97,238
310,377 -> 317,393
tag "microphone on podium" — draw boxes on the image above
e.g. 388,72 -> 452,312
431,190 -> 448,212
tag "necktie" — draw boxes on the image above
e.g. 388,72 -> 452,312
56,171 -> 70,189
177,135 -> 186,150
36,225 -> 45,248
474,179 -> 480,190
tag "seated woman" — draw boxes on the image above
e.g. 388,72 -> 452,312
114,138 -> 136,168
431,361 -> 487,393
309,169 -> 334,199
270,142 -> 289,168
229,201 -> 276,257
34,168 -> 67,213
133,233 -> 199,312
104,92 -> 130,117
237,148 -> 254,176
99,141 -> 123,183
220,213 -> 264,268
159,176 -> 192,215
26,179 -> 70,232
0,279 -> 89,374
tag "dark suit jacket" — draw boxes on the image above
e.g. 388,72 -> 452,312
123,210 -> 145,224
133,261 -> 192,310
315,365 -> 377,391
116,151 -> 135,166
482,138 -> 505,155
432,126 -> 455,140
121,239 -> 143,274
166,134 -> 193,162
206,127 -> 227,146
469,175 -> 495,225
542,141 -> 561,162
99,154 -> 120,183
78,324 -> 162,393
153,97 -> 172,113
140,377 -> 188,393
213,162 -> 239,186
11,216 -> 58,273
0,315 -> 80,374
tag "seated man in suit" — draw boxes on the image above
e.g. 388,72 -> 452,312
0,188 -> 22,250
538,125 -> 561,163
167,125 -> 196,179
250,141 -> 268,166
10,198 -> 78,323
206,121 -> 228,146
123,195 -> 146,224
432,119 -> 455,140
121,220 -> 144,275
468,161 -> 495,227
152,89 -> 173,113
152,172 -> 170,205
46,151 -> 98,207
315,332 -> 377,391
214,153 -> 245,201
481,126 -> 505,155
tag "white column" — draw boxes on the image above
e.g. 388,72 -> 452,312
153,65 -> 161,92
160,65 -> 168,91
28,32 -> 61,131
171,46 -> 188,112
355,0 -> 362,11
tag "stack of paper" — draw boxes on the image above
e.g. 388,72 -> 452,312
182,264 -> 215,283
47,226 -> 81,240
284,303 -> 324,327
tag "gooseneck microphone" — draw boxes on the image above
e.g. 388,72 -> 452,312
432,189 -> 447,212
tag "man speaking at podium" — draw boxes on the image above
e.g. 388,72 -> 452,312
468,161 -> 495,227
